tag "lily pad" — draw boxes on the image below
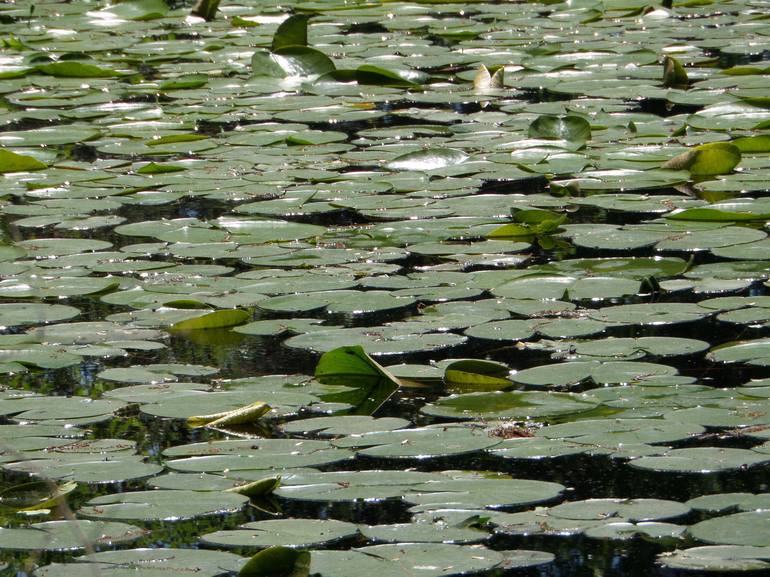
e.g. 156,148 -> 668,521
78,490 -> 249,522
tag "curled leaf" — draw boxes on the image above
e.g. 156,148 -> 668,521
187,401 -> 271,428
20,481 -> 78,512
226,476 -> 281,497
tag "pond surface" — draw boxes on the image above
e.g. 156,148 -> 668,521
0,0 -> 769,576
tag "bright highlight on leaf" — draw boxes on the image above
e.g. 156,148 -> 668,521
528,115 -> 591,144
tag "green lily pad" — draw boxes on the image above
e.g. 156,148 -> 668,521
202,519 -> 358,550
78,490 -> 249,522
386,148 -> 469,172
35,549 -> 244,577
658,545 -> 770,573
332,425 -> 501,459
0,303 -> 80,328
548,498 -> 690,522
421,390 -> 598,421
0,149 -> 48,173
0,520 -> 146,552
629,448 -> 770,473
309,544 -> 503,577
690,511 -> 770,547
280,415 -> 410,437
359,522 -> 488,545
528,115 -> 591,144
662,142 -> 742,176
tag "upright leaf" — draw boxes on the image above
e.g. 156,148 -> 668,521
191,0 -> 221,21
239,546 -> 310,577
315,345 -> 402,415
474,64 -> 504,93
272,15 -> 310,51
662,55 -> 688,89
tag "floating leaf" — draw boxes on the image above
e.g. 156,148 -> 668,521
205,519 -> 356,551
658,545 -> 770,573
35,62 -> 119,78
386,148 -> 468,171
252,47 -> 335,78
733,135 -> 770,153
97,0 -> 169,20
355,64 -> 427,87
0,149 -> 46,173
662,142 -> 741,176
528,115 -> 591,144
0,520 -> 145,552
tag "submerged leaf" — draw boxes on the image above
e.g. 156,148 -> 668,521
169,309 -> 250,331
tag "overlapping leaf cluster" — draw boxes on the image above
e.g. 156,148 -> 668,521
1,0 -> 769,575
